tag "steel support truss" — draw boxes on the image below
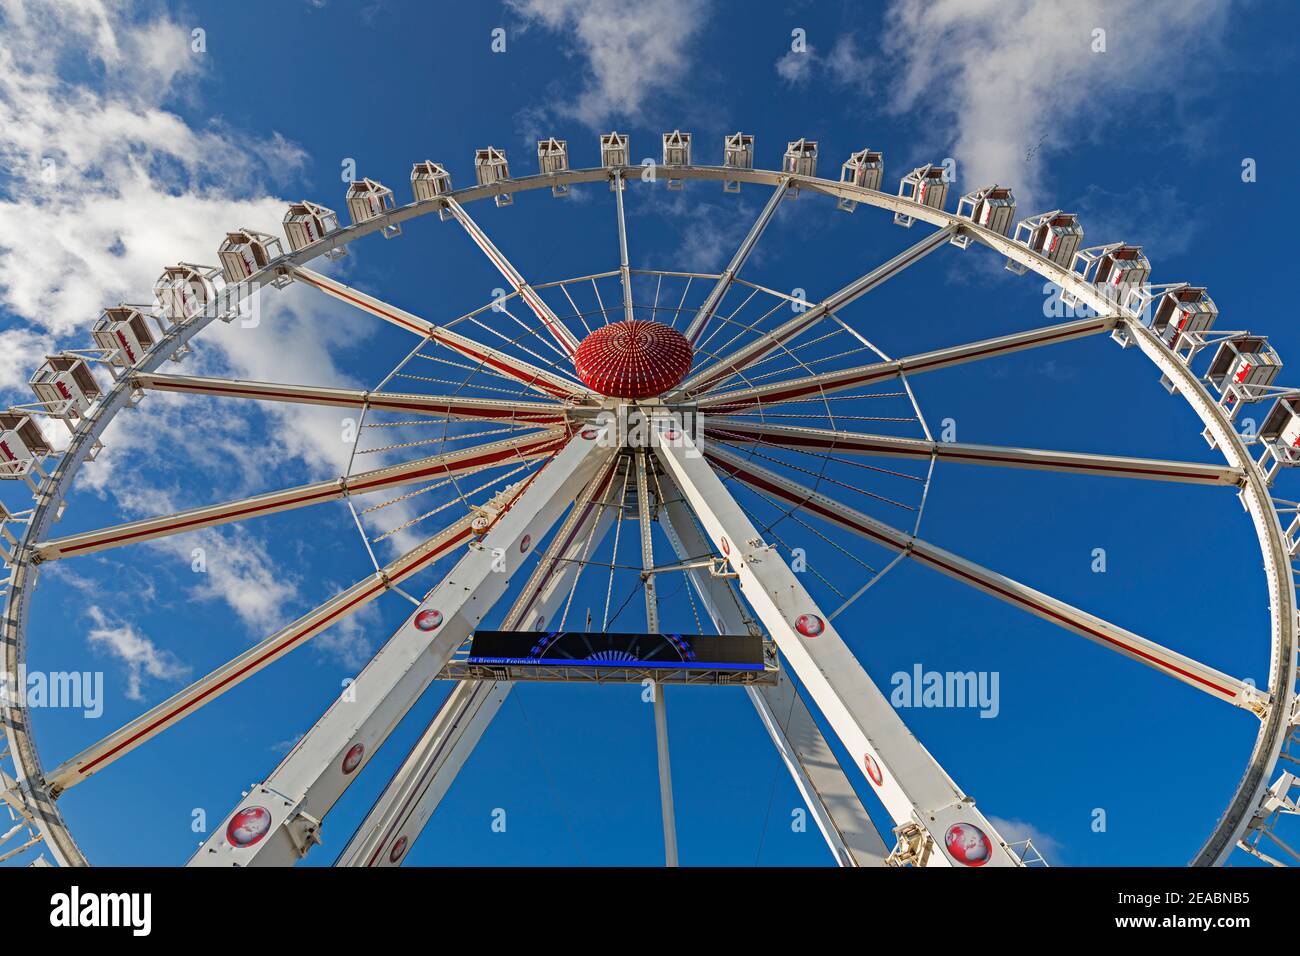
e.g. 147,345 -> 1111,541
189,424 -> 617,864
652,417 -> 1020,866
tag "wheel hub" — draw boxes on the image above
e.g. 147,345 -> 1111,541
573,319 -> 693,399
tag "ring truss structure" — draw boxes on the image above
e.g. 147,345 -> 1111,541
2,137 -> 1298,869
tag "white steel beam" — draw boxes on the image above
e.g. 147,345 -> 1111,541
700,314 -> 1118,414
657,490 -> 889,866
614,177 -> 634,324
190,425 -> 617,865
706,443 -> 1260,708
684,181 -> 788,346
32,430 -> 565,562
654,421 -> 1019,866
291,266 -> 583,400
682,224 -> 957,395
45,511 -> 486,793
131,371 -> 569,426
705,420 -> 1246,487
336,458 -> 621,866
442,197 -> 581,355
636,451 -> 678,865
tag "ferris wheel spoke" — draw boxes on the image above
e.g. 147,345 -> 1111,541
290,266 -> 585,401
442,197 -> 581,356
699,314 -> 1119,414
190,426 -> 617,866
338,459 -> 621,867
680,224 -> 958,395
131,371 -> 569,425
31,431 -> 565,562
683,180 -> 789,347
704,420 -> 1246,487
44,512 -> 486,794
614,176 -> 635,324
704,444 -> 1260,709
654,422 -> 1022,866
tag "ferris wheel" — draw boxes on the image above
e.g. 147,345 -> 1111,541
2,130 -> 1298,868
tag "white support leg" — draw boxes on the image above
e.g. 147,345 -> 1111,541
657,492 -> 889,866
335,459 -> 621,866
190,425 -> 617,866
654,420 -> 1020,867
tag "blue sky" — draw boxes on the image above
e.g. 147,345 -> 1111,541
2,0 -> 1299,867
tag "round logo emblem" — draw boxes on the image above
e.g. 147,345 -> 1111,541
580,428 -> 598,440
795,614 -> 824,637
389,835 -> 408,864
720,536 -> 731,556
519,534 -> 531,554
945,823 -> 993,867
863,754 -> 883,786
226,806 -> 272,848
415,609 -> 443,631
342,743 -> 365,775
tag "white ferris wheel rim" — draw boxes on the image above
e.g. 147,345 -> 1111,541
0,158 -> 1293,869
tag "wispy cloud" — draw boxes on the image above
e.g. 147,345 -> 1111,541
776,34 -> 873,90
988,814 -> 1063,863
86,605 -> 190,701
880,0 -> 1231,209
506,0 -> 712,129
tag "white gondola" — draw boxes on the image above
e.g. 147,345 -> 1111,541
474,147 -> 512,207
600,131 -> 629,190
837,148 -> 884,211
1261,396 -> 1300,448
0,411 -> 51,482
153,263 -> 223,323
217,229 -> 284,284
783,138 -> 818,178
722,132 -> 754,193
346,178 -> 401,235
894,164 -> 949,226
662,130 -> 691,189
537,138 -> 570,196
1258,396 -> 1300,482
953,186 -> 1016,248
1205,335 -> 1282,409
92,306 -> 156,368
1149,285 -> 1218,351
1008,211 -> 1083,273
411,161 -> 453,206
1072,243 -> 1151,303
283,200 -> 345,258
600,131 -> 629,168
29,356 -> 101,420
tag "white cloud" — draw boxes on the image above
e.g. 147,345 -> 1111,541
776,36 -> 871,89
987,815 -> 1063,863
0,1 -> 305,339
881,0 -> 1230,209
506,0 -> 712,128
85,604 -> 190,701
0,327 -> 52,391
776,49 -> 815,85
0,0 -> 382,658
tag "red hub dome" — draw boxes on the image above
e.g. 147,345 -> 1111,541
573,320 -> 693,399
